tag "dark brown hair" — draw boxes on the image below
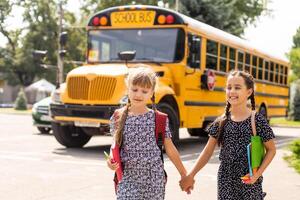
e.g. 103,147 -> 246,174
215,70 -> 255,146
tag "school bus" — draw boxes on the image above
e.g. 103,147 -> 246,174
50,5 -> 289,147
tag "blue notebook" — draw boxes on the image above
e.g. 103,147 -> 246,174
247,143 -> 253,177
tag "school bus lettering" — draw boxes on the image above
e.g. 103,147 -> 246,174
111,11 -> 155,27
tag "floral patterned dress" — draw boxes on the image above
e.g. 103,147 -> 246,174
207,113 -> 275,200
110,109 -> 172,200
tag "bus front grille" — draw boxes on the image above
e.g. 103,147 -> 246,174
68,76 -> 117,101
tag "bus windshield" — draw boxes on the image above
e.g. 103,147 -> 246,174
88,28 -> 185,63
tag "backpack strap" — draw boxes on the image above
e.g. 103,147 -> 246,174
155,110 -> 167,163
251,111 -> 257,136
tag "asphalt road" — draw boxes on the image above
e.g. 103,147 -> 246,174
0,113 -> 299,200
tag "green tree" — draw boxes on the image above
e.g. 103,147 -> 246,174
80,0 -> 163,16
289,48 -> 300,80
293,27 -> 300,48
0,0 -> 86,86
0,0 -> 24,86
179,0 -> 266,36
294,82 -> 300,121
288,27 -> 300,119
14,88 -> 27,110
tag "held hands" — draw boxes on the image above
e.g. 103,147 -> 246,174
179,174 -> 195,194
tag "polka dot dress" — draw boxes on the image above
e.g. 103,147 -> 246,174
110,109 -> 172,200
207,113 -> 275,200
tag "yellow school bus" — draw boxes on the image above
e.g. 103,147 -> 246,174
50,5 -> 289,147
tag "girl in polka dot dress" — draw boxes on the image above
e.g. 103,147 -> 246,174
106,66 -> 188,200
180,70 -> 276,199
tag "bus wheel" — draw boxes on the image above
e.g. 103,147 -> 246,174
187,128 -> 208,137
259,106 -> 270,123
259,106 -> 268,119
37,127 -> 51,134
157,103 -> 179,142
51,122 -> 91,148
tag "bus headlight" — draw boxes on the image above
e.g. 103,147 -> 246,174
51,89 -> 61,103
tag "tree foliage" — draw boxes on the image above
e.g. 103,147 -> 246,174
293,82 -> 300,121
293,27 -> 300,48
179,0 -> 265,36
289,48 -> 300,80
14,88 -> 27,110
289,27 -> 300,119
0,0 -> 86,86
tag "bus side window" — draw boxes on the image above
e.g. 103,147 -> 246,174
275,64 -> 279,83
229,47 -> 236,71
280,65 -> 284,84
206,39 -> 218,70
264,60 -> 269,81
245,53 -> 250,73
258,57 -> 263,80
284,66 -> 288,85
220,44 -> 227,72
237,51 -> 244,71
252,55 -> 257,78
270,62 -> 274,82
188,34 -> 201,68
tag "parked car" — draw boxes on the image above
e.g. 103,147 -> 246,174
32,97 -> 52,134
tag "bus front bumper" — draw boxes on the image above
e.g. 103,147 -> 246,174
50,103 -> 120,125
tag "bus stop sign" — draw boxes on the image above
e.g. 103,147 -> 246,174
207,70 -> 215,91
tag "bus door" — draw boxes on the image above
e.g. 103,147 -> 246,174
184,33 -> 205,129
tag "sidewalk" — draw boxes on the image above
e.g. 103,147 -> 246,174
263,149 -> 300,200
163,148 -> 300,200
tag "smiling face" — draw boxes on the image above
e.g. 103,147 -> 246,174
226,75 -> 253,106
128,84 -> 154,107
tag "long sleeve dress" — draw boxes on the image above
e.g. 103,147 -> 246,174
207,113 -> 275,200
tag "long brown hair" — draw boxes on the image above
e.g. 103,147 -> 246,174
215,70 -> 256,146
114,66 -> 157,146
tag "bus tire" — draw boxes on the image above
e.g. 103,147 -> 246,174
37,127 -> 51,134
51,122 -> 91,148
259,105 -> 268,118
259,105 -> 270,123
187,128 -> 208,137
157,103 -> 180,142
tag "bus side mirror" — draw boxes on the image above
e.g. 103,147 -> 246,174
118,51 -> 136,61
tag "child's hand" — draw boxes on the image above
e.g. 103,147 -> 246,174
241,173 -> 259,184
179,174 -> 195,193
106,157 -> 119,171
104,151 -> 119,171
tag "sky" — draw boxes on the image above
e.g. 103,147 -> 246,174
1,0 -> 300,60
243,0 -> 300,60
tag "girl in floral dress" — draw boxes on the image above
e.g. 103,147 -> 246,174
107,66 -> 188,200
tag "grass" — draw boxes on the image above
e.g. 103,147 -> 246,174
270,117 -> 300,127
0,108 -> 32,115
284,139 -> 300,174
